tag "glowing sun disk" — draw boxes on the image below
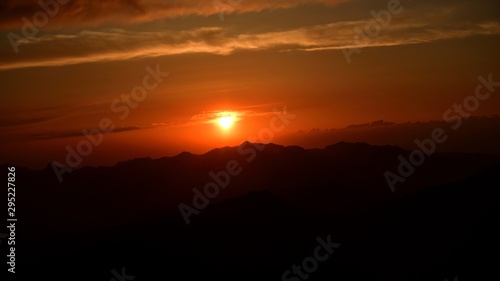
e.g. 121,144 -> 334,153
218,116 -> 234,129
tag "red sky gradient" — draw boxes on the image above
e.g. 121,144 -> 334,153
1,0 -> 500,168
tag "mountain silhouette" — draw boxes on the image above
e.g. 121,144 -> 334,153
5,142 -> 500,281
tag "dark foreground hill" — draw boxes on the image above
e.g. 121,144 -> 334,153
3,142 -> 500,281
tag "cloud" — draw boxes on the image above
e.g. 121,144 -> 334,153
0,125 -> 143,143
0,0 -> 348,29
193,108 -> 278,119
0,115 -> 58,128
0,101 -> 123,139
283,115 -> 500,156
2,12 -> 500,71
26,126 -> 142,141
150,107 -> 283,128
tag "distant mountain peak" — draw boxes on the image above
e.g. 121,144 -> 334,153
175,151 -> 197,158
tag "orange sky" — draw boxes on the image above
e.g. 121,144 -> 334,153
1,0 -> 500,168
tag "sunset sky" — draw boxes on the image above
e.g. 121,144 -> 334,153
1,0 -> 500,168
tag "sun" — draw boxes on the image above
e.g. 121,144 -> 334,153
218,115 -> 234,129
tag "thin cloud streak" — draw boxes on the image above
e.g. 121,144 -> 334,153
149,108 -> 285,129
2,17 -> 499,71
27,126 -> 142,141
0,125 -> 143,143
0,0 -> 348,29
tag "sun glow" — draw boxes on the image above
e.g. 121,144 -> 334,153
218,115 -> 235,129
